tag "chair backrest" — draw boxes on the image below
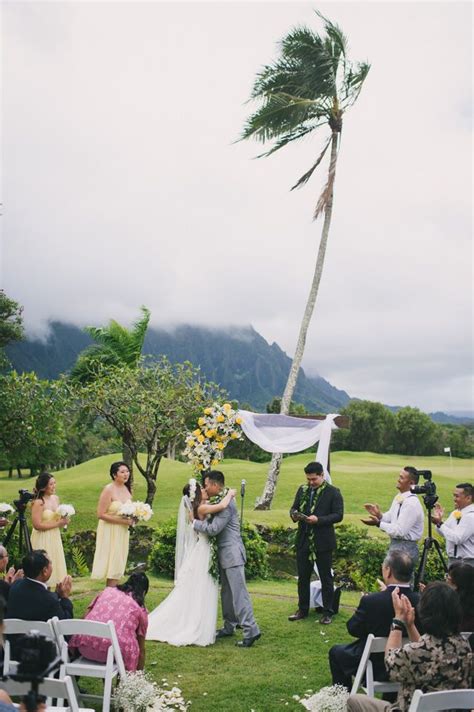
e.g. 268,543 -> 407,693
2,618 -> 56,676
351,634 -> 408,696
408,688 -> 474,712
51,617 -> 126,678
460,631 -> 473,640
0,675 -> 81,712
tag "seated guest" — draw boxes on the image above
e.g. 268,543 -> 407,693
447,562 -> 474,646
69,573 -> 149,671
6,549 -> 73,621
0,545 -> 24,602
347,582 -> 473,711
0,596 -> 17,711
329,551 -> 419,690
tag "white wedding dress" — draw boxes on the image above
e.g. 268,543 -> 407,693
146,496 -> 218,646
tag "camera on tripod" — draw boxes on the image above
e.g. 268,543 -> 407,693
14,489 -> 35,512
411,470 -> 436,497
7,632 -> 61,712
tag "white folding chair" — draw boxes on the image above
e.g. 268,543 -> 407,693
351,634 -> 406,696
51,617 -> 126,712
408,688 -> 474,711
2,618 -> 57,676
0,675 -> 95,711
461,631 -> 473,640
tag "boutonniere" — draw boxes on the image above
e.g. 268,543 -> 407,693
453,510 -> 462,521
395,495 -> 403,504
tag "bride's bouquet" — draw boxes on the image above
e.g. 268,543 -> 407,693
119,501 -> 153,524
57,504 -> 76,530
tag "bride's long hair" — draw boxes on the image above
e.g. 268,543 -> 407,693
182,482 -> 202,518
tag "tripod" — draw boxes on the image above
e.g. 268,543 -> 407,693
1,502 -> 32,557
414,496 -> 447,589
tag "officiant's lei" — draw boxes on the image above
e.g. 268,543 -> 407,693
206,487 -> 229,581
295,482 -> 327,562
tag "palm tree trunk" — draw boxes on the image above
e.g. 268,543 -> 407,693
255,132 -> 339,510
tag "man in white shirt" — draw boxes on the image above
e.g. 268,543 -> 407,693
431,482 -> 474,567
362,466 -> 424,564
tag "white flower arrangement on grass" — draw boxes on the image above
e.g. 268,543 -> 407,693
0,503 -> 14,515
114,671 -> 188,712
299,684 -> 349,711
118,501 -> 153,523
183,402 -> 243,473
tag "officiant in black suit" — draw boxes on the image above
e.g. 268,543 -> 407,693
289,461 -> 344,625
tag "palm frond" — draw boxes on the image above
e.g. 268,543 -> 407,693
290,136 -> 332,190
254,121 -> 327,157
242,93 -> 330,143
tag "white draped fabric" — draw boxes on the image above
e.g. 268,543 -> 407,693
237,411 -> 340,482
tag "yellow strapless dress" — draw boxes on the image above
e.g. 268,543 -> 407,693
91,501 -> 130,580
30,509 -> 68,587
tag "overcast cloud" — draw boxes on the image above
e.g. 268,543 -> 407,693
1,1 -> 472,413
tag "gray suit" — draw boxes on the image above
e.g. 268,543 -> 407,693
194,499 -> 260,638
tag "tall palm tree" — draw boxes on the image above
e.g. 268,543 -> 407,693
241,12 -> 370,509
71,306 -> 151,470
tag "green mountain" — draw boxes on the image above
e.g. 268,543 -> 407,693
6,322 -> 350,413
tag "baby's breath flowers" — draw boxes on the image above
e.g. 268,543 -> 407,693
115,671 -> 188,711
299,684 -> 349,711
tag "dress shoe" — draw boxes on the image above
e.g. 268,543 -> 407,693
319,615 -> 333,625
236,633 -> 261,648
215,628 -> 234,639
288,610 -> 308,621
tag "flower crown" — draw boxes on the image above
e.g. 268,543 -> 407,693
188,478 -> 198,503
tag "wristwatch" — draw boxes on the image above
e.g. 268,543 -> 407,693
391,618 -> 406,632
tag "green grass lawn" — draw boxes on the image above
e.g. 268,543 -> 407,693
1,451 -> 472,534
72,575 -> 362,712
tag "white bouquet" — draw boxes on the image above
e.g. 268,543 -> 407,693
118,501 -> 153,524
0,503 -> 14,516
299,684 -> 349,711
57,504 -> 75,530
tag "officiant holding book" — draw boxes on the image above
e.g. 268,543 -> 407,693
289,462 -> 344,625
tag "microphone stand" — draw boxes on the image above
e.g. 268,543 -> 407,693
240,479 -> 246,532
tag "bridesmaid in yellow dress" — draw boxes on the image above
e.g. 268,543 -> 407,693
91,461 -> 133,587
30,472 -> 69,587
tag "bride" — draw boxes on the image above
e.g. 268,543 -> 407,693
146,478 -> 235,646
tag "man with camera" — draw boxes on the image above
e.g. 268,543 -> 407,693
6,550 -> 73,622
431,482 -> 474,567
362,466 -> 423,564
289,461 -> 344,625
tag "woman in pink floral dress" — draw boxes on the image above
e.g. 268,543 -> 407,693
69,573 -> 149,671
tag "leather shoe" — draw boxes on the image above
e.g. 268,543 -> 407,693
288,610 -> 308,621
215,628 -> 234,639
236,633 -> 261,648
319,615 -> 333,625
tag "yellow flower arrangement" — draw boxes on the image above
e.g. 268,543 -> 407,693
453,510 -> 462,521
183,402 -> 243,474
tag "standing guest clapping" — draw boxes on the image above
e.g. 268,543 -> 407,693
431,482 -> 474,567
91,461 -> 133,587
30,473 -> 69,588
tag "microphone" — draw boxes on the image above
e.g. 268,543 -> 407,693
240,479 -> 246,498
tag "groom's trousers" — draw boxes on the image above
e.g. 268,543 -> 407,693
220,565 -> 260,639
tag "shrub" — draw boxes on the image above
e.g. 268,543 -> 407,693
148,519 -> 269,580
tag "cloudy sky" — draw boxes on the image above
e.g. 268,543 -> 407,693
1,1 -> 472,413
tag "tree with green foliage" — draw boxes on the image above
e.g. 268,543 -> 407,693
72,358 -> 221,505
0,372 -> 66,476
333,400 -> 395,453
0,290 -> 24,368
241,12 -> 370,509
71,306 -> 151,471
266,397 -> 307,416
392,406 -> 439,455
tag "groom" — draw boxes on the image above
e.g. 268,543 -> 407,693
193,470 -> 261,648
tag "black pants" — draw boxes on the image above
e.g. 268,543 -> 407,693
296,543 -> 334,615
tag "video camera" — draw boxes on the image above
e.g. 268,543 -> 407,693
411,470 -> 438,508
8,632 -> 60,712
13,489 -> 35,513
